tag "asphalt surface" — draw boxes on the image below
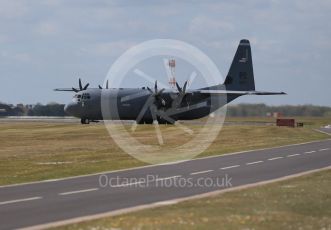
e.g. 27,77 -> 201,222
0,139 -> 330,229
319,127 -> 331,134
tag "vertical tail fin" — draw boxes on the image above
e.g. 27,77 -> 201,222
224,39 -> 255,91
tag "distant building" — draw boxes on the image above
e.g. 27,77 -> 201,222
266,112 -> 283,118
273,112 -> 282,118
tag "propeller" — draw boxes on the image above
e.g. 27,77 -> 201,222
148,81 -> 166,107
172,81 -> 188,108
99,80 -> 109,89
135,81 -> 166,125
176,81 -> 188,94
72,78 -> 89,92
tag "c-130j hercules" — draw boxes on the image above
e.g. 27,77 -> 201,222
55,39 -> 285,124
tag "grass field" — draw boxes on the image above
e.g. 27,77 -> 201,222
58,169 -> 331,230
225,116 -> 330,128
0,116 -> 329,185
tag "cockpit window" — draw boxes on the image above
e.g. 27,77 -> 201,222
81,93 -> 91,100
72,93 -> 90,102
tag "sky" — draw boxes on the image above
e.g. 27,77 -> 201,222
0,0 -> 330,106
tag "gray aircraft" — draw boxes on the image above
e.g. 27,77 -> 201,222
55,39 -> 285,124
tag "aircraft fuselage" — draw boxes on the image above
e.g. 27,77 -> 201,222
65,87 -> 238,124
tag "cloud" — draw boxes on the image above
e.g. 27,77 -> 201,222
189,16 -> 235,35
293,0 -> 331,13
0,34 -> 9,43
1,51 -> 31,62
0,0 -> 330,105
34,21 -> 59,36
0,0 -> 28,20
80,41 -> 137,57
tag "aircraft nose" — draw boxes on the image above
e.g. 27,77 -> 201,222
64,102 -> 78,116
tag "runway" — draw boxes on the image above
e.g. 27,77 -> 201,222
318,127 -> 331,135
0,139 -> 330,229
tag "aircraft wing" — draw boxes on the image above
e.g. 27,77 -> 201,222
198,90 -> 286,95
121,89 -> 286,103
54,88 -> 76,92
54,88 -> 99,92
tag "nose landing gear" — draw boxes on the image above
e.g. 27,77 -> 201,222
81,118 -> 90,124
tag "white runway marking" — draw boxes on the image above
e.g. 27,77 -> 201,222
112,181 -> 145,188
59,188 -> 99,196
0,196 -> 42,205
268,157 -> 283,161
246,161 -> 263,165
43,179 -> 60,182
153,200 -> 179,206
190,170 -> 214,175
319,148 -> 330,151
304,150 -> 316,154
155,175 -> 181,181
287,153 -> 300,157
36,161 -> 73,165
220,165 -> 240,170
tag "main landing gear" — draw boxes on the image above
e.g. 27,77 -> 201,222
81,118 -> 90,124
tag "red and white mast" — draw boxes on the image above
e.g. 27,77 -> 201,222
168,59 -> 176,88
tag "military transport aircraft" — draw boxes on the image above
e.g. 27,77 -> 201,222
55,39 -> 285,124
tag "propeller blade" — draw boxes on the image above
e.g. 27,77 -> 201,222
158,88 -> 165,95
147,87 -> 153,93
83,83 -> 89,90
183,81 -> 188,93
176,82 -> 182,93
150,104 -> 159,122
72,87 -> 79,93
99,80 -> 109,90
150,104 -> 164,144
79,78 -> 83,90
156,110 -> 193,135
135,95 -> 155,125
171,81 -> 188,108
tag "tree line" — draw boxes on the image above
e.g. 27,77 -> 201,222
1,103 -> 331,117
227,103 -> 331,117
0,103 -> 65,116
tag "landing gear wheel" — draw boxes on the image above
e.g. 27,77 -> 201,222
158,118 -> 175,125
81,118 -> 90,124
145,120 -> 153,124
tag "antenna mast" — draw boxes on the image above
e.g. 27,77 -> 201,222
168,59 -> 176,88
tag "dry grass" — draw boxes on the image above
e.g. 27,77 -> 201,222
225,116 -> 330,128
0,117 -> 329,185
